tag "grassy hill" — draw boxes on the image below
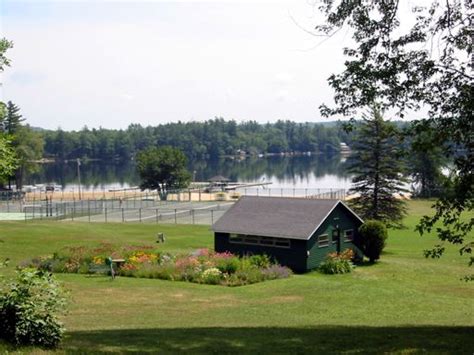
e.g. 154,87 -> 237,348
0,200 -> 472,353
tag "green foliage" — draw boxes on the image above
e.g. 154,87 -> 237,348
407,122 -> 446,198
136,147 -> 189,190
4,101 -> 25,135
0,136 -> 18,184
40,119 -> 346,161
11,125 -> 44,189
348,108 -> 408,227
319,258 -> 353,275
136,146 -> 191,197
215,256 -> 240,274
316,1 -> 473,266
0,38 -> 13,74
319,249 -> 355,274
0,268 -> 66,348
248,254 -> 272,268
358,220 -> 388,263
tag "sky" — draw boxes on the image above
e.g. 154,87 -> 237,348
0,0 -> 420,131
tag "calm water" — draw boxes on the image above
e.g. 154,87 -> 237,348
24,155 -> 352,191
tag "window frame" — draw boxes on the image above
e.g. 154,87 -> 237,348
318,234 -> 329,248
228,234 -> 291,249
344,229 -> 354,242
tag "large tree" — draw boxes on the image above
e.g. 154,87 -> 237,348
136,146 -> 191,200
317,1 -> 473,268
0,136 -> 17,186
0,39 -> 17,187
348,107 -> 407,227
407,123 -> 446,198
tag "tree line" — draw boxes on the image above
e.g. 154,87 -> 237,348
41,119 -> 346,161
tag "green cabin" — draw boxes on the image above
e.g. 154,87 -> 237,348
212,196 -> 364,273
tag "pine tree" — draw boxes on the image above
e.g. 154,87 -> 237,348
348,108 -> 408,227
5,101 -> 25,135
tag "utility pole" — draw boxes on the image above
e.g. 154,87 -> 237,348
77,158 -> 82,200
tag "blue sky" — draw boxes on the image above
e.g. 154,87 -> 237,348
0,0 -> 413,130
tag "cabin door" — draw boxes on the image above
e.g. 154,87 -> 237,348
332,228 -> 341,253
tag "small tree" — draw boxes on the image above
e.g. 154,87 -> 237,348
136,146 -> 191,200
358,220 -> 388,263
348,107 -> 408,227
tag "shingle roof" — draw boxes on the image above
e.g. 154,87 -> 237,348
212,196 -> 362,240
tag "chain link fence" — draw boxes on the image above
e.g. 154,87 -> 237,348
0,188 -> 346,224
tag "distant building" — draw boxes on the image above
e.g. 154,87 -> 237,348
212,196 -> 364,273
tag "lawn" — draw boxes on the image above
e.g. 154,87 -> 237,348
0,200 -> 472,354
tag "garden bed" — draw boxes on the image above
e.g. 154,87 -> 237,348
22,243 -> 292,286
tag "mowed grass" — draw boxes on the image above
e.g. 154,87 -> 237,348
0,200 -> 473,354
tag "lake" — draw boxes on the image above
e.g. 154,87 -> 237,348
24,154 -> 353,192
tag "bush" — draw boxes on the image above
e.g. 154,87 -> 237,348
248,254 -> 272,268
319,258 -> 353,274
0,268 -> 67,348
215,256 -> 240,274
200,268 -> 223,285
358,220 -> 388,262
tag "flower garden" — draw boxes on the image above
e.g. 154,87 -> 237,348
23,243 -> 292,286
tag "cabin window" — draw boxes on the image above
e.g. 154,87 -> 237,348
318,234 -> 329,247
274,239 -> 291,248
228,234 -> 291,248
229,234 -> 243,243
260,237 -> 274,245
244,236 -> 259,244
344,230 -> 354,242
332,229 -> 339,243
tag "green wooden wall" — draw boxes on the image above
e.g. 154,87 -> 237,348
306,204 -> 363,270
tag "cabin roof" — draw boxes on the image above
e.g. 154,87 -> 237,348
212,196 -> 363,240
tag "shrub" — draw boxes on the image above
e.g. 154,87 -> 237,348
358,220 -> 388,262
0,268 -> 67,348
200,268 -> 223,285
319,249 -> 355,274
215,256 -> 240,274
248,254 -> 272,268
319,258 -> 353,274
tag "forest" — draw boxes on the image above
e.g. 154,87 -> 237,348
41,119 -> 350,161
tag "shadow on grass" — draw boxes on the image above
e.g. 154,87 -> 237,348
58,326 -> 473,354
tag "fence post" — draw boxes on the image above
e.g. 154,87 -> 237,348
139,208 -> 142,222
211,210 -> 214,225
174,209 -> 177,224
122,208 -> 125,222
192,209 -> 195,224
88,200 -> 91,222
105,207 -> 108,223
